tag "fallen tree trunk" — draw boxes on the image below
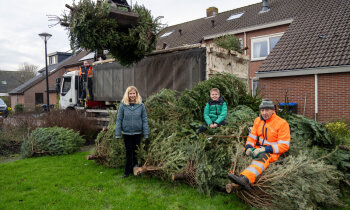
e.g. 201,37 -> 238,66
133,165 -> 160,176
172,173 -> 187,181
86,154 -> 105,160
226,183 -> 240,193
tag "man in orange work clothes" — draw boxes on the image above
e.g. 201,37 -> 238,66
228,99 -> 290,190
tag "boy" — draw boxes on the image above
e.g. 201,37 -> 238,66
197,88 -> 227,134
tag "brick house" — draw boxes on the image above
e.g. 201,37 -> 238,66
156,0 -> 350,122
9,51 -> 92,111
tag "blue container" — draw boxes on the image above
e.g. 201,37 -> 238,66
279,103 -> 298,114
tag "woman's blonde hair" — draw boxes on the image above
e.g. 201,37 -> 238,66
122,86 -> 142,105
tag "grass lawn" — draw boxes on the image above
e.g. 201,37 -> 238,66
0,151 -> 248,210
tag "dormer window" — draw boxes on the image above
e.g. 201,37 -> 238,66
227,12 -> 244,21
160,31 -> 174,38
49,55 -> 57,65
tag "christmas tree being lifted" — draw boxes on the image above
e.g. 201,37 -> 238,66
57,0 -> 161,66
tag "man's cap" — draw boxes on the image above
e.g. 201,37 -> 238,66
259,99 -> 275,110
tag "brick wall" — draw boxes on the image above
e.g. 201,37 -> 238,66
318,72 -> 350,122
259,72 -> 350,122
259,75 -> 315,119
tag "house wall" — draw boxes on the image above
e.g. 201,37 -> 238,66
258,72 -> 350,122
246,24 -> 290,89
13,68 -> 67,111
204,24 -> 290,90
318,72 -> 350,122
205,43 -> 249,83
10,95 -> 24,110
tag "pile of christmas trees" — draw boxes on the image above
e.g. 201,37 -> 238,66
90,74 -> 349,209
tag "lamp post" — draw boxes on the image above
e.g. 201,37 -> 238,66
38,32 -> 52,112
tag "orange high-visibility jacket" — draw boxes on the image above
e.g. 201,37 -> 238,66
246,113 -> 290,162
79,65 -> 93,77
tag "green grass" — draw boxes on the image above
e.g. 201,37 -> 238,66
0,151 -> 248,210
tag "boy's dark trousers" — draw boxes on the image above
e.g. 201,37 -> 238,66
196,121 -> 227,134
123,134 -> 141,175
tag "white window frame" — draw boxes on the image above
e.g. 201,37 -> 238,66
251,79 -> 259,96
238,38 -> 243,49
251,32 -> 283,61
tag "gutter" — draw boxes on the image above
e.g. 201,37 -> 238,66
255,65 -> 350,78
203,18 -> 294,40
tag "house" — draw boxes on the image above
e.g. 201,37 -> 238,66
9,51 -> 92,111
0,71 -> 23,97
156,0 -> 350,122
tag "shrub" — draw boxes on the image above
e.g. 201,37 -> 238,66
41,110 -> 100,144
14,104 -> 24,113
0,113 -> 39,156
326,121 -> 350,146
214,35 -> 242,53
21,127 -> 84,158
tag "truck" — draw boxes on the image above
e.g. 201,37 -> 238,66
57,44 -> 249,110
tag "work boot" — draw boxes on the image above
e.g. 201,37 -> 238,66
227,174 -> 251,191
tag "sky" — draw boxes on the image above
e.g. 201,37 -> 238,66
0,0 -> 260,71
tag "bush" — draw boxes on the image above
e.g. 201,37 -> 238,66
14,104 -> 24,113
21,127 -> 84,158
41,110 -> 100,144
214,35 -> 242,53
0,113 -> 39,156
326,121 -> 350,146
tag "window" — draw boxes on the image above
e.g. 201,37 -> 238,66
239,38 -> 243,49
1,81 -> 6,85
61,77 -> 72,96
49,56 -> 56,65
160,31 -> 174,38
35,93 -> 43,105
252,79 -> 259,96
251,33 -> 283,60
227,12 -> 244,21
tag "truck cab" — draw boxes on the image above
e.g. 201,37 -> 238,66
59,70 -> 79,109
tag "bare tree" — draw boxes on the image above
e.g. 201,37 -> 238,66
14,63 -> 39,84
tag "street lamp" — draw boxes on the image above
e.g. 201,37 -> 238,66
38,32 -> 52,112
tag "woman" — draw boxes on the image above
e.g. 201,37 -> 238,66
115,86 -> 149,178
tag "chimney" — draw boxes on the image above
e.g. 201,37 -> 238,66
260,0 -> 269,13
206,7 -> 218,17
178,29 -> 182,36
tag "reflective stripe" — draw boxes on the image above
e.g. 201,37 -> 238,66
249,134 -> 257,140
259,139 -> 278,146
272,145 -> 279,153
245,166 -> 260,177
278,140 -> 290,146
252,160 -> 265,172
246,142 -> 255,147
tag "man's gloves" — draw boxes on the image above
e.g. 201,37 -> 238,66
245,148 -> 255,156
252,147 -> 266,158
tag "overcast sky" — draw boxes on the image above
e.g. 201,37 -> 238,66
0,0 -> 260,71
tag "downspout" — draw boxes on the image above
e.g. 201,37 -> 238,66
244,31 -> 247,56
314,74 -> 318,121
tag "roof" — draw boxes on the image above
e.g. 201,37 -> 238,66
157,0 -> 305,49
0,71 -> 23,93
9,50 -> 91,95
258,0 -> 350,72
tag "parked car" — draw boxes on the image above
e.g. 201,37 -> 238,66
0,98 -> 8,118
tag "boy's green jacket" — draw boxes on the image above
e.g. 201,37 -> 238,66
203,97 -> 227,125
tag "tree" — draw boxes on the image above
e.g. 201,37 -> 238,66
57,0 -> 162,66
14,63 -> 39,84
